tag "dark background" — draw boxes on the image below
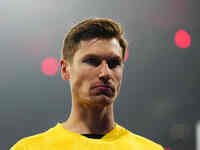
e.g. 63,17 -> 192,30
1,0 -> 199,149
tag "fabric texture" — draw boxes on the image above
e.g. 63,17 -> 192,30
10,122 -> 164,150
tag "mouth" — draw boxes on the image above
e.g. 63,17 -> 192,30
92,85 -> 114,97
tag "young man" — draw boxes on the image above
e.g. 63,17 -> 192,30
11,18 -> 164,150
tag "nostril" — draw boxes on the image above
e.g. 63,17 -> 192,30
99,76 -> 109,83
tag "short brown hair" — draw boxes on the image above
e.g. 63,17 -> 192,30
61,18 -> 128,64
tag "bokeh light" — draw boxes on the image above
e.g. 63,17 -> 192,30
174,29 -> 191,48
41,57 -> 58,76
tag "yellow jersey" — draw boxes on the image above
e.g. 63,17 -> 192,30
11,122 -> 164,150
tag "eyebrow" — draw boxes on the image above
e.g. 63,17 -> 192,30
82,54 -> 122,62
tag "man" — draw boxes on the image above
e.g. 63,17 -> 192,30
11,18 -> 164,150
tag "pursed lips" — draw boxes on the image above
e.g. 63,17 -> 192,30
93,85 -> 114,93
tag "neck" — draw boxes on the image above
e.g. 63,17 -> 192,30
62,102 -> 115,134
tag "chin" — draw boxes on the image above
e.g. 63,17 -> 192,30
91,95 -> 114,106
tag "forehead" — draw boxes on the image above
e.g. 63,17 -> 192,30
76,38 -> 122,59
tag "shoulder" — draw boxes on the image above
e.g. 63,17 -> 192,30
118,125 -> 164,150
10,127 -> 53,150
130,132 -> 164,150
10,138 -> 27,150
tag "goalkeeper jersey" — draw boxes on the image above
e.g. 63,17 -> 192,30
10,122 -> 164,150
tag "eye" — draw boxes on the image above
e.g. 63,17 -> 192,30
84,58 -> 100,66
108,59 -> 120,68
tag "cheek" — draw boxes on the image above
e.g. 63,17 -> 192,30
72,67 -> 93,93
114,68 -> 123,91
115,68 -> 123,81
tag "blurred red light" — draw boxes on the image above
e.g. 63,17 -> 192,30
123,48 -> 129,62
165,147 -> 172,150
174,29 -> 191,48
41,57 -> 58,76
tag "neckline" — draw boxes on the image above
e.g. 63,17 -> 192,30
55,122 -> 121,142
81,133 -> 105,139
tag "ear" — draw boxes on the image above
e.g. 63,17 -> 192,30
60,58 -> 70,81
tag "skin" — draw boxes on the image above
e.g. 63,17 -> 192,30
60,38 -> 124,134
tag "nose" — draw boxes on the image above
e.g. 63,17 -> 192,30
98,60 -> 112,82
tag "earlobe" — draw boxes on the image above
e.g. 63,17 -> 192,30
64,71 -> 70,80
